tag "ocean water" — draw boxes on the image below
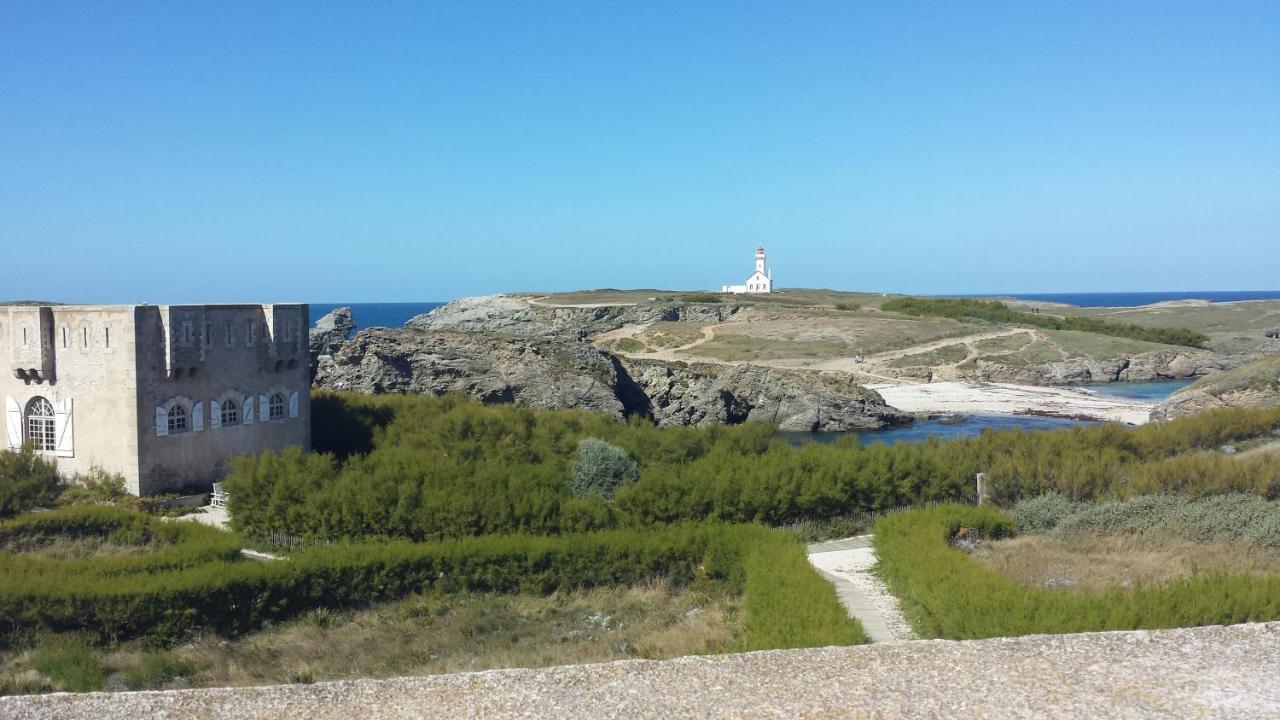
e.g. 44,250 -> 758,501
1002,291 -> 1280,308
1080,378 -> 1196,401
310,302 -> 444,330
779,414 -> 1094,447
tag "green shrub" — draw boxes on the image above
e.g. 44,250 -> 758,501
1050,494 -> 1280,549
58,467 -> 138,509
0,446 -> 63,518
122,652 -> 197,690
226,393 -> 1280,541
1011,492 -> 1078,533
738,534 -> 866,650
874,505 -> 1280,639
833,302 -> 860,311
679,293 -> 722,304
881,297 -> 1210,348
29,635 -> 104,692
0,509 -> 865,651
569,438 -> 639,500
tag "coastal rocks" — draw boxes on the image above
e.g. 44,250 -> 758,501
309,306 -> 356,357
1152,355 -> 1280,420
972,350 -> 1232,386
622,360 -> 908,431
408,294 -> 743,339
314,328 -> 626,417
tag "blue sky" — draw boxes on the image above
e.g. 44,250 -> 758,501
2,1 -> 1277,302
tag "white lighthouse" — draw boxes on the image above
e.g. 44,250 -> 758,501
721,245 -> 773,294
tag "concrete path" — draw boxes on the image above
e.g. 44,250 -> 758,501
807,536 -> 916,643
10,623 -> 1279,718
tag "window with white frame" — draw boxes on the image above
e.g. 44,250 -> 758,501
25,397 -> 55,451
167,404 -> 189,434
220,398 -> 240,426
268,392 -> 286,420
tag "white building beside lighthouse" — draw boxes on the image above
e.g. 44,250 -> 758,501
721,245 -> 773,294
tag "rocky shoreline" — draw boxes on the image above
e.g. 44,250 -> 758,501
312,300 -> 910,432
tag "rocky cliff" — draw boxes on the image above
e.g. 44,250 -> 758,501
408,294 -> 743,339
314,328 -> 627,417
313,324 -> 908,431
970,350 -> 1237,386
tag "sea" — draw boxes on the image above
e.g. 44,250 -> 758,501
1000,291 -> 1280,308
310,302 -> 444,329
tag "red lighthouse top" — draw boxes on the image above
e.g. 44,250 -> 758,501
756,245 -> 765,254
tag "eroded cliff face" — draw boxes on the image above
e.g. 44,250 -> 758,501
1151,355 -> 1280,420
623,359 -> 907,431
312,317 -> 908,431
971,351 -> 1236,386
314,328 -> 626,417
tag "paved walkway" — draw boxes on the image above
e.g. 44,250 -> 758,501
9,623 -> 1278,718
807,535 -> 916,643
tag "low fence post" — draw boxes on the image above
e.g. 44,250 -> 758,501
976,472 -> 990,506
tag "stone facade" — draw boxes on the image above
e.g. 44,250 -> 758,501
2,304 -> 310,495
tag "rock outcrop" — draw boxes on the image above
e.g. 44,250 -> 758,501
1152,355 -> 1280,419
408,294 -> 743,339
314,328 -> 626,417
310,307 -> 356,357
971,350 -> 1237,386
624,359 -> 907,431
312,327 -> 907,431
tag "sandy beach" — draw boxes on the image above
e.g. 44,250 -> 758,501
867,381 -> 1155,425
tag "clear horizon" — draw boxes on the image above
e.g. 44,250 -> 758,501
3,2 -> 1277,303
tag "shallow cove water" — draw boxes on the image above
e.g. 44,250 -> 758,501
782,379 -> 1196,446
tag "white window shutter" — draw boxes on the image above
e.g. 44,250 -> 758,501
243,395 -> 254,425
192,402 -> 204,432
155,406 -> 169,436
210,400 -> 221,429
260,394 -> 269,420
54,398 -> 74,457
289,391 -> 299,418
4,397 -> 22,450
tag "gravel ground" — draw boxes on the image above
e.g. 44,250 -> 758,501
5,623 -> 1278,719
807,538 -> 917,642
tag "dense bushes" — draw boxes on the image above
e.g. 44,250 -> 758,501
224,393 -> 1280,541
569,438 -> 638,499
0,446 -> 62,518
880,297 -> 1210,348
1012,493 -> 1280,549
0,507 -> 864,650
874,505 -> 1280,639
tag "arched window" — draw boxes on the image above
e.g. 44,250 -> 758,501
268,393 -> 286,420
25,397 -> 55,451
220,398 -> 240,426
168,404 -> 189,434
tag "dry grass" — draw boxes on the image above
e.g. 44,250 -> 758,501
115,582 -> 740,689
0,535 -> 166,560
888,343 -> 969,368
635,322 -> 708,349
971,534 -> 1280,593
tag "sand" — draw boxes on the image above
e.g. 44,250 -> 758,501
867,381 -> 1155,424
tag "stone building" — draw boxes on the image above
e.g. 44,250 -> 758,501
2,304 -> 310,495
720,245 -> 773,294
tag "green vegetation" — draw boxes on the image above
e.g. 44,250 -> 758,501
833,302 -> 860,311
679,293 -> 722,304
29,635 -> 105,692
1012,493 -> 1280,549
874,505 -> 1280,639
121,652 -> 198,691
881,297 -> 1210,349
0,506 -> 862,652
739,536 -> 865,649
679,331 -> 852,362
227,393 -> 1280,541
612,337 -> 648,353
569,438 -> 639,500
0,446 -> 62,518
